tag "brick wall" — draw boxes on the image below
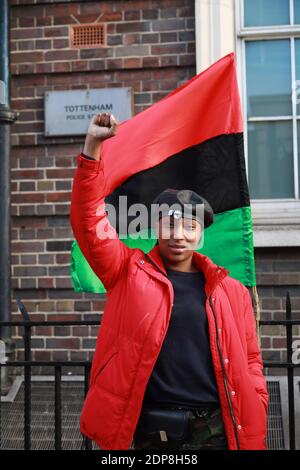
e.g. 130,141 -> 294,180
8,0 -> 300,375
9,0 -> 196,363
255,248 -> 300,376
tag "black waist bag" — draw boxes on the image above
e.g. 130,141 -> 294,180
135,408 -> 195,442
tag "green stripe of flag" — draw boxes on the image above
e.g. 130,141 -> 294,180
70,206 -> 256,294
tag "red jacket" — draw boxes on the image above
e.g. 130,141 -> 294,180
70,153 -> 269,450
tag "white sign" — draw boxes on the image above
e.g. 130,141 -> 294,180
44,87 -> 133,136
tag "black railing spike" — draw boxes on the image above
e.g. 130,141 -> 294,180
15,297 -> 30,322
286,291 -> 291,320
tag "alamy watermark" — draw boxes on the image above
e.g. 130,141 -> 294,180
95,198 -> 205,249
292,340 -> 300,365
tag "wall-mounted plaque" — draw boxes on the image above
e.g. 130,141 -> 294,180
44,87 -> 133,136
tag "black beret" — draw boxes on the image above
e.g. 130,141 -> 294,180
152,188 -> 214,228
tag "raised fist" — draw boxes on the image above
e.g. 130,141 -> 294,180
87,112 -> 119,142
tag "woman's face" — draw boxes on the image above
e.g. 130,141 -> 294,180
156,215 -> 202,264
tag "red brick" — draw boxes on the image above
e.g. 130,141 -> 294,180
18,63 -> 35,74
107,34 -> 123,46
46,169 -> 74,179
35,17 -> 52,27
187,42 -> 195,53
54,326 -> 71,336
44,26 -> 69,38
56,278 -> 73,289
80,48 -> 112,59
20,254 -> 37,264
12,98 -> 43,110
18,40 -> 35,51
142,56 -> 160,68
141,33 -> 159,44
72,326 -> 89,336
102,12 -> 123,21
14,265 -> 46,276
20,278 -> 36,289
33,326 -> 53,336
79,3 -> 112,15
70,351 -> 89,361
46,338 -> 80,349
52,351 -> 69,361
46,192 -> 71,203
151,43 -> 186,55
106,23 -> 116,34
272,338 -> 287,348
13,122 -> 43,133
56,253 -> 70,264
116,45 -> 149,57
116,22 -> 150,33
15,216 -> 46,228
54,205 -> 70,215
142,10 -> 158,20
124,11 -> 140,21
19,135 -> 37,146
151,19 -> 186,32
19,17 -> 35,27
12,242 -> 44,253
106,58 -> 123,69
38,278 -> 55,289
160,7 -> 177,18
11,5 -> 44,18
52,16 -> 78,26
123,33 -> 141,46
53,62 -> 70,73
45,50 -> 78,61
17,87 -> 35,98
34,350 -> 51,361
38,254 -> 54,264
52,38 -> 70,49
14,74 -> 46,86
11,28 -> 43,39
178,6 -> 195,17
36,63 -> 52,74
124,57 -> 142,68
50,4 -> 79,17
36,39 -> 52,49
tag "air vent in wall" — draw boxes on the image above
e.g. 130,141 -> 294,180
70,24 -> 106,48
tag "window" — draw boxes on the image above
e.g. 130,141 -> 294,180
237,0 -> 300,204
244,0 -> 290,27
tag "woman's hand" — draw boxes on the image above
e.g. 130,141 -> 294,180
83,112 -> 119,160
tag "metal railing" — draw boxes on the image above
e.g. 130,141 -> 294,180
0,292 -> 299,450
260,292 -> 299,450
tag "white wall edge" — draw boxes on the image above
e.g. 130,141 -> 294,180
253,226 -> 300,247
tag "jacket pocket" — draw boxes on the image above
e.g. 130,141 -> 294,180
234,372 -> 268,438
92,347 -> 119,386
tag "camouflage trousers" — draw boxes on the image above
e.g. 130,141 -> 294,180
131,407 -> 228,450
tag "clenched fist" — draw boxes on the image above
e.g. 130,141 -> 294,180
83,112 -> 119,161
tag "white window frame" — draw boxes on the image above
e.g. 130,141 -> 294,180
235,0 -> 300,237
195,0 -> 300,245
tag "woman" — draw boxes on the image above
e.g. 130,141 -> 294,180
70,113 -> 269,450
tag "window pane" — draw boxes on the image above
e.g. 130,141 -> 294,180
295,0 -> 300,23
296,39 -> 300,115
248,121 -> 294,198
244,0 -> 290,27
246,40 -> 292,117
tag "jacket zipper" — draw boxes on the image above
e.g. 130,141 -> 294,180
209,295 -> 240,450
